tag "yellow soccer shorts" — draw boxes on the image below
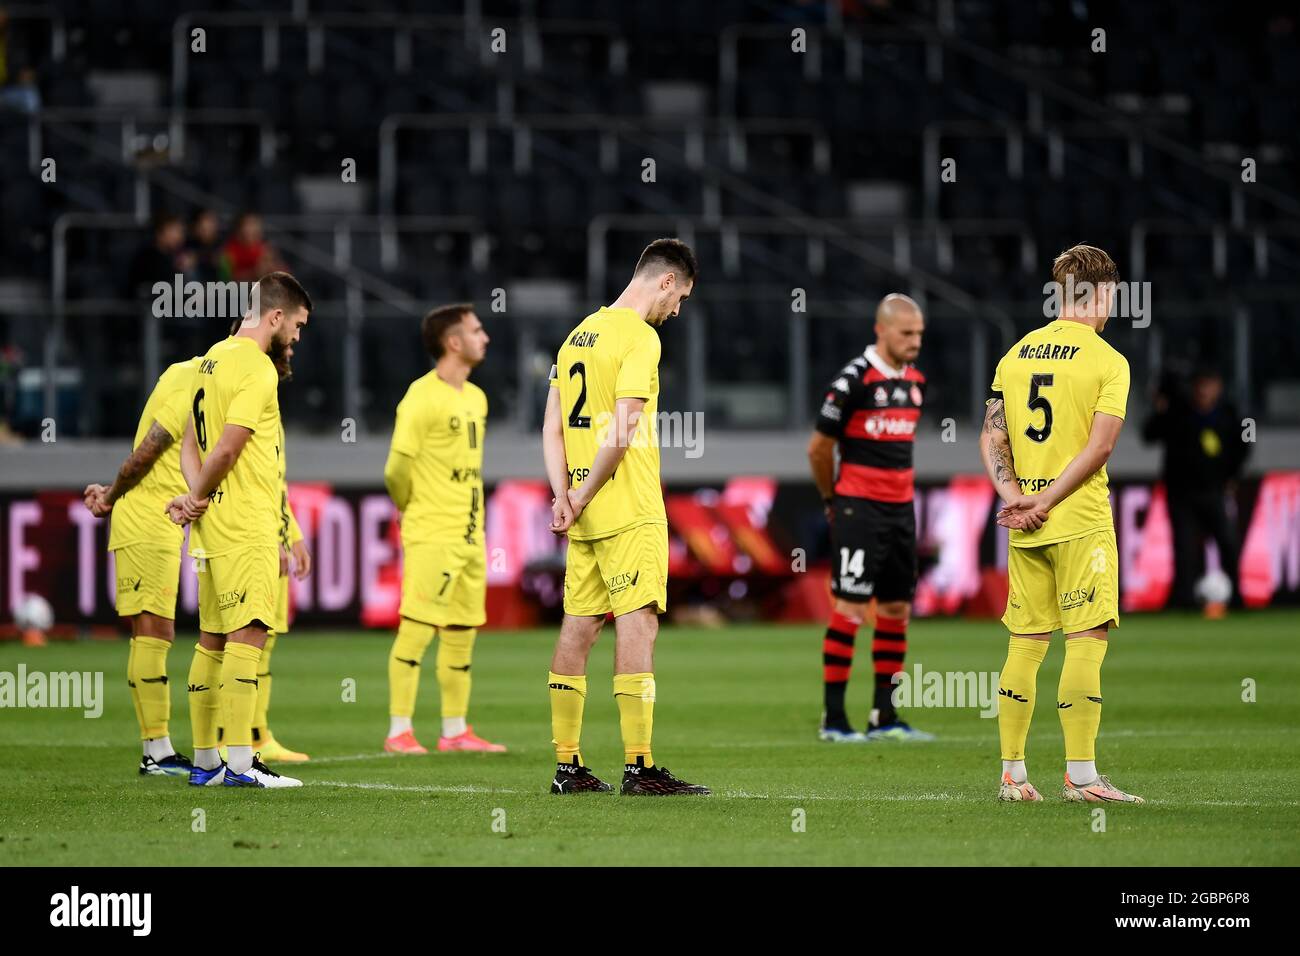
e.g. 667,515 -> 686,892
1003,528 -> 1120,635
194,545 -> 279,635
400,540 -> 487,628
111,541 -> 182,619
564,521 -> 668,618
272,571 -> 290,635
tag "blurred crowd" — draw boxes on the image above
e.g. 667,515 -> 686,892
126,210 -> 286,296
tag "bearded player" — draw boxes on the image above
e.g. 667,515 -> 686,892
215,315 -> 312,763
981,244 -> 1143,804
807,293 -> 934,742
382,304 -> 505,755
544,238 -> 709,796
84,355 -> 201,776
168,271 -> 311,789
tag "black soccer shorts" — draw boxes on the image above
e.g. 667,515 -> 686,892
829,497 -> 918,603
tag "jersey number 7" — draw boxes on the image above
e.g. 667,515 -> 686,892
1025,373 -> 1054,443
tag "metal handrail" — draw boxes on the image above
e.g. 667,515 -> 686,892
1129,220 -> 1300,281
26,107 -> 276,172
171,10 -> 624,111
901,12 -> 1300,220
378,111 -> 833,227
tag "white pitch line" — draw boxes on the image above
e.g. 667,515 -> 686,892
314,779 -> 529,795
308,780 -> 1300,808
304,752 -> 400,765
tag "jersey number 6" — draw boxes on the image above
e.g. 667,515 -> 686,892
1025,373 -> 1054,443
193,388 -> 208,451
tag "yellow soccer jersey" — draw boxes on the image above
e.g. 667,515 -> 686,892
189,336 -> 283,557
549,306 -> 666,541
991,319 -> 1130,547
389,371 -> 487,545
277,421 -> 303,549
109,357 -> 200,551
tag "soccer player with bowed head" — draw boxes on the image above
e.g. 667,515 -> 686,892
167,271 -> 312,789
543,238 -> 710,795
382,304 -> 505,755
981,243 -> 1143,804
807,293 -> 934,742
214,314 -> 313,764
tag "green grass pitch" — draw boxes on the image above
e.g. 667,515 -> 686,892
2,611 -> 1298,866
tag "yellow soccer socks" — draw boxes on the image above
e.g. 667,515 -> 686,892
131,635 -> 173,756
126,638 -> 146,742
219,641 -> 262,773
1060,636 -> 1108,779
388,618 -> 435,736
252,632 -> 276,744
548,671 -> 587,765
998,637 -> 1048,780
188,643 -> 224,769
613,672 -> 655,768
436,627 -> 476,736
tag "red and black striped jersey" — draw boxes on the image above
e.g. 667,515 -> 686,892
814,346 -> 925,503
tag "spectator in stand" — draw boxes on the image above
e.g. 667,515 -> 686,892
125,213 -> 187,298
1142,366 -> 1251,610
219,211 -> 283,282
185,208 -> 223,283
0,65 -> 40,114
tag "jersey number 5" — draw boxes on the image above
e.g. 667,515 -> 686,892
568,363 -> 591,429
1025,373 -> 1054,443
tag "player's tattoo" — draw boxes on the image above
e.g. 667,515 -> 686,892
107,421 -> 175,504
989,439 -> 1015,488
983,398 -> 1007,434
981,399 -> 1019,492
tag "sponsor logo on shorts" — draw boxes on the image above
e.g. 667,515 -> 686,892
217,588 -> 249,611
1059,586 -> 1097,612
838,577 -> 874,597
606,570 -> 640,596
117,576 -> 142,593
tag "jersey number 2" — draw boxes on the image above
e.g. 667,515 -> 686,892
1025,373 -> 1054,443
568,363 -> 591,429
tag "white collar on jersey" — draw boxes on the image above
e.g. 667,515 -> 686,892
863,344 -> 907,379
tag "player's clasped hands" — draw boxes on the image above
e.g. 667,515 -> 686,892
996,494 -> 1051,532
82,483 -> 112,518
550,488 -> 589,536
164,492 -> 209,526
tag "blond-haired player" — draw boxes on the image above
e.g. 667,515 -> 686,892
382,304 -> 505,755
981,244 -> 1143,805
543,238 -> 709,796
